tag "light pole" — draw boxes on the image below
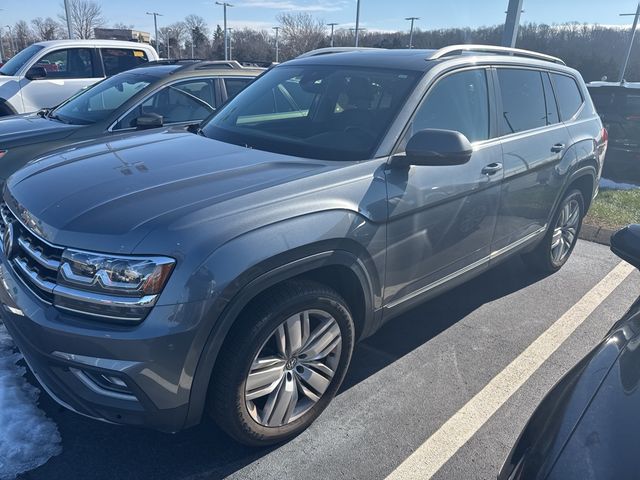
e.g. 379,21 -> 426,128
216,1 -> 234,61
0,14 -> 4,63
502,0 -> 524,47
619,2 -> 640,84
63,0 -> 73,38
354,0 -> 361,46
146,12 -> 163,57
327,22 -> 338,47
5,25 -> 15,57
228,28 -> 233,60
405,17 -> 419,48
272,26 -> 280,62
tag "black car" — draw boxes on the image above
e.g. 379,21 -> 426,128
0,60 -> 262,182
499,224 -> 640,480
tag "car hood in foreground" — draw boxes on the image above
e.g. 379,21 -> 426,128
6,129 -> 342,253
0,113 -> 80,147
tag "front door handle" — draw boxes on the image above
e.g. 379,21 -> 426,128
551,143 -> 565,153
482,162 -> 503,175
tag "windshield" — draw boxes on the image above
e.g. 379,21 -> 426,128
201,65 -> 420,161
0,44 -> 44,76
51,72 -> 153,125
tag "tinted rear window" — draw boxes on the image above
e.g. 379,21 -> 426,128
498,68 -> 547,135
101,48 -> 149,76
551,73 -> 583,121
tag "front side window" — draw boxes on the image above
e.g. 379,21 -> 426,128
34,48 -> 95,79
0,44 -> 44,76
551,73 -> 583,121
498,68 -> 547,135
201,65 -> 420,161
51,72 -> 153,125
101,48 -> 149,76
115,78 -> 216,129
412,69 -> 489,143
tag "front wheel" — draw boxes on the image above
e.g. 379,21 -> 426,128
523,189 -> 584,274
208,280 -> 355,446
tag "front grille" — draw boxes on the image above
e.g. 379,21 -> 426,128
0,203 -> 63,303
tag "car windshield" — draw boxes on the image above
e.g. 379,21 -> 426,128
0,44 -> 44,76
200,65 -> 420,161
51,72 -> 153,125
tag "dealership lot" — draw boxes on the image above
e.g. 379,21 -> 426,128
13,239 -> 637,480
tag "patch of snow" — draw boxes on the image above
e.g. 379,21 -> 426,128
0,324 -> 62,480
600,177 -> 640,190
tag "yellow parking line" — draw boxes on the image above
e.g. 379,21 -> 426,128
386,260 -> 636,480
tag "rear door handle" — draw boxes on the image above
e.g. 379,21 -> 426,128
482,162 -> 503,175
551,143 -> 565,153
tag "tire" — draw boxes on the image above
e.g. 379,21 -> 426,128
208,279 -> 355,446
522,189 -> 585,274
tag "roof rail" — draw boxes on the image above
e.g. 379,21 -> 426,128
297,47 -> 384,58
428,44 -> 566,65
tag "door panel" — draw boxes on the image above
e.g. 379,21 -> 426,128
492,68 -> 571,251
384,68 -> 502,306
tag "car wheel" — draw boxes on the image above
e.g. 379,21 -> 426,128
523,189 -> 584,274
208,279 -> 355,446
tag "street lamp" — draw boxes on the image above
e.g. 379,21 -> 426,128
272,26 -> 280,62
5,25 -> 15,57
146,12 -> 163,57
228,28 -> 233,60
215,1 -> 234,61
405,17 -> 419,48
354,0 -> 361,46
327,22 -> 338,47
0,14 -> 4,63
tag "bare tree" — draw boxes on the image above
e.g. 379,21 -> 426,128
32,17 -> 64,41
13,20 -> 35,50
277,12 -> 325,58
158,22 -> 186,58
59,0 -> 105,39
184,14 -> 210,58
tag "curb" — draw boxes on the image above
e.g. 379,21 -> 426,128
579,223 -> 616,246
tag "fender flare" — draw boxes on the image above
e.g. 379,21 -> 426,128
183,248 -> 376,428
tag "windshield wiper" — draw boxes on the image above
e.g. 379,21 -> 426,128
37,108 -> 51,118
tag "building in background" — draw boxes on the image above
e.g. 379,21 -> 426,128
94,28 -> 150,43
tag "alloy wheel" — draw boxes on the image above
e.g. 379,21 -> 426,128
551,198 -> 580,264
244,309 -> 342,427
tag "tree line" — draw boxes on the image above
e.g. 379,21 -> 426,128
0,0 -> 638,82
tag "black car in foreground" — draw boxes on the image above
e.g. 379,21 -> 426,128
499,224 -> 640,480
0,60 -> 262,182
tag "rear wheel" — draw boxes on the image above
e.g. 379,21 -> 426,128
208,279 -> 354,446
523,189 -> 584,274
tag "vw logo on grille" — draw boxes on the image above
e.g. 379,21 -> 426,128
3,222 -> 16,258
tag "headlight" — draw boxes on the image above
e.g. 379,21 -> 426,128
59,250 -> 175,295
55,249 -> 175,323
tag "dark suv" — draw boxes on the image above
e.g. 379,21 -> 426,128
0,45 -> 606,446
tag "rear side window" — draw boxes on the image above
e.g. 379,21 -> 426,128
101,48 -> 149,76
34,48 -> 95,79
497,68 -> 547,135
224,78 -> 252,99
551,73 -> 583,121
412,69 -> 490,143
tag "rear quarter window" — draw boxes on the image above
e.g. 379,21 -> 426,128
101,48 -> 149,76
551,73 -> 584,121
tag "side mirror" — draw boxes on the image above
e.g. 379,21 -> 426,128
25,66 -> 48,80
393,129 -> 473,168
135,113 -> 163,130
611,224 -> 640,269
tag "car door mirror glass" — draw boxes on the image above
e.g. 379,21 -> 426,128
135,113 -> 163,129
395,129 -> 473,167
25,66 -> 48,80
611,224 -> 640,269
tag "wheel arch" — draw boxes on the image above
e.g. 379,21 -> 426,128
183,245 -> 378,428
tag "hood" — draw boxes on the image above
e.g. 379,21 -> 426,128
6,128 -> 338,253
0,113 -> 80,148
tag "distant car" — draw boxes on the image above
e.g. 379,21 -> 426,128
0,39 -> 159,116
499,224 -> 640,480
588,81 -> 640,154
0,60 -> 262,182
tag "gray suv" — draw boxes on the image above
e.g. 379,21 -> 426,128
0,45 -> 607,446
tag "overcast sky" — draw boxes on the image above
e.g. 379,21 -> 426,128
1,0 -> 638,35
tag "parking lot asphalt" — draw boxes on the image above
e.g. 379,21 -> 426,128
17,240 -> 640,480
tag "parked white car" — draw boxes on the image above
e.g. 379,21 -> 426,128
0,39 -> 159,116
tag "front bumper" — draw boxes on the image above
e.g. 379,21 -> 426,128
0,253 -> 211,432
